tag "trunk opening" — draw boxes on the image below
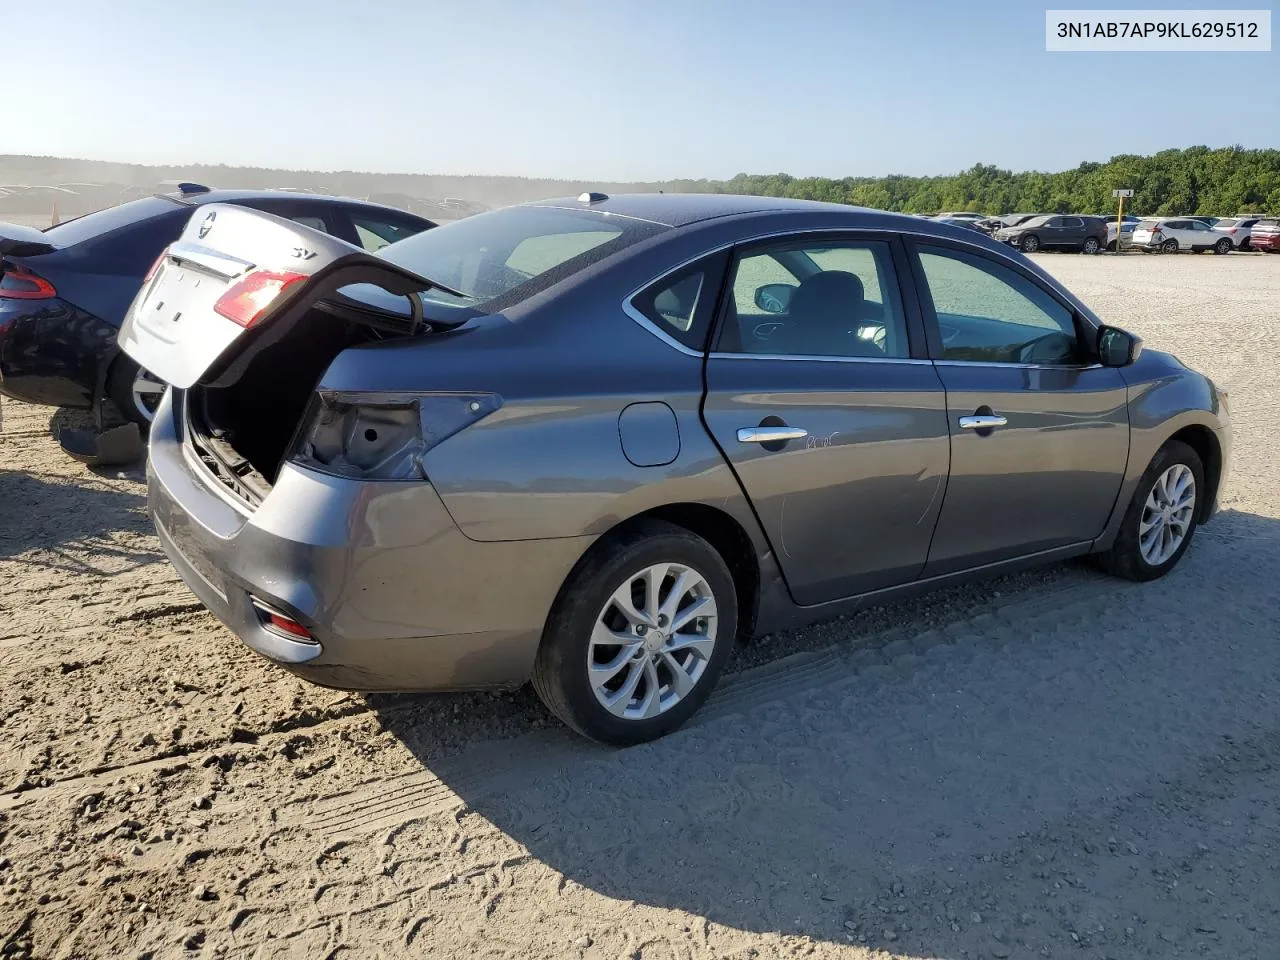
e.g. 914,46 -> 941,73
185,300 -> 405,505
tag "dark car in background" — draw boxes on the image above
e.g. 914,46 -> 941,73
0,186 -> 434,425
995,215 -> 1108,254
119,194 -> 1228,745
936,217 -> 987,233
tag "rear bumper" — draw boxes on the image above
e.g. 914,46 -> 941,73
145,392 -> 594,691
0,298 -> 117,408
1248,235 -> 1280,251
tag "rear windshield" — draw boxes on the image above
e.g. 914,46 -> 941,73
44,195 -> 188,246
376,205 -> 666,311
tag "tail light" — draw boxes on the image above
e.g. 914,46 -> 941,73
142,249 -> 168,284
213,269 -> 307,328
0,263 -> 57,300
290,391 -> 502,481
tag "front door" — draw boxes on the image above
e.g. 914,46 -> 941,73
701,235 -> 951,605
909,242 -> 1130,575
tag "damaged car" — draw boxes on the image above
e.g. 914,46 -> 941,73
119,194 -> 1230,745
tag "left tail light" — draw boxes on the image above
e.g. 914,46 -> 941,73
0,263 -> 56,300
289,391 -> 502,481
213,269 -> 307,328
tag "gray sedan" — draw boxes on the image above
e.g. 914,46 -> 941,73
118,194 -> 1231,745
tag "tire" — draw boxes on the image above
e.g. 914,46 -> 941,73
1214,237 -> 1233,255
106,354 -> 165,428
532,520 -> 738,746
1019,234 -> 1040,253
1106,240 -> 1117,252
1161,238 -> 1179,254
1082,236 -> 1101,255
1097,440 -> 1204,582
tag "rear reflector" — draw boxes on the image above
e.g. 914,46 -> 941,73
0,263 -> 57,299
213,269 -> 307,329
251,598 -> 314,641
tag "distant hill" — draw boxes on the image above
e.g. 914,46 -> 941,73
3,146 -> 1276,223
0,155 -> 716,220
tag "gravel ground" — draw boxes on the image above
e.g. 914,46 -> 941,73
0,251 -> 1277,960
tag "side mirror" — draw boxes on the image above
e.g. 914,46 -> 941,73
1097,325 -> 1143,367
754,283 -> 796,314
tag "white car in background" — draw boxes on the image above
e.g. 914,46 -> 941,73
1131,217 -> 1235,254
1213,217 -> 1266,251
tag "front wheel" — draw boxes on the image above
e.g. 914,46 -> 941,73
532,521 -> 738,745
1097,440 -> 1204,582
1214,238 -> 1233,255
1082,236 -> 1101,255
1020,234 -> 1041,253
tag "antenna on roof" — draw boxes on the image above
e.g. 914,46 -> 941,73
578,191 -> 608,203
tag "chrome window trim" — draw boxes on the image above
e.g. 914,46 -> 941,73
620,224 -> 1063,358
707,352 -> 933,366
932,360 -> 1105,372
620,299 -> 705,358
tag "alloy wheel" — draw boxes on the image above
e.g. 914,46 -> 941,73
131,368 -> 166,422
1139,463 -> 1196,566
588,562 -> 718,720
1162,239 -> 1179,253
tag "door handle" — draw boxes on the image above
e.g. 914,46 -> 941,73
737,425 -> 808,444
958,414 -> 1008,430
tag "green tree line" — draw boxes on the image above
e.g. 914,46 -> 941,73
687,146 -> 1280,217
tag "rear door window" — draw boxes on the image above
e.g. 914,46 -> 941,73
629,252 -> 728,352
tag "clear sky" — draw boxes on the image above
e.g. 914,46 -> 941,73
6,0 -> 1277,181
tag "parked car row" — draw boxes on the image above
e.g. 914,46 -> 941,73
930,211 -> 1277,255
0,184 -> 435,427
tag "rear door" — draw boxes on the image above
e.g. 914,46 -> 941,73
700,233 -> 951,605
908,240 -> 1129,575
1058,216 -> 1085,247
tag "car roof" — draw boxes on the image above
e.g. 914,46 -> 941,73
181,188 -> 425,219
523,192 -> 1035,258
525,192 -> 865,227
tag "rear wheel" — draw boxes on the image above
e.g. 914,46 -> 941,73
1082,236 -> 1101,255
1214,237 -> 1233,255
1098,440 -> 1203,582
1161,238 -> 1180,254
1020,234 -> 1040,253
532,521 -> 737,745
107,355 -> 165,427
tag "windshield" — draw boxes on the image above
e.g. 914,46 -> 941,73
44,195 -> 186,245
377,205 -> 666,310
1021,216 -> 1052,227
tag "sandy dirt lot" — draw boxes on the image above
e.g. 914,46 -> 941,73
1,252 -> 1278,960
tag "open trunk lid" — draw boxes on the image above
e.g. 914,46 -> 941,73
118,203 -> 455,390
0,221 -> 60,258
